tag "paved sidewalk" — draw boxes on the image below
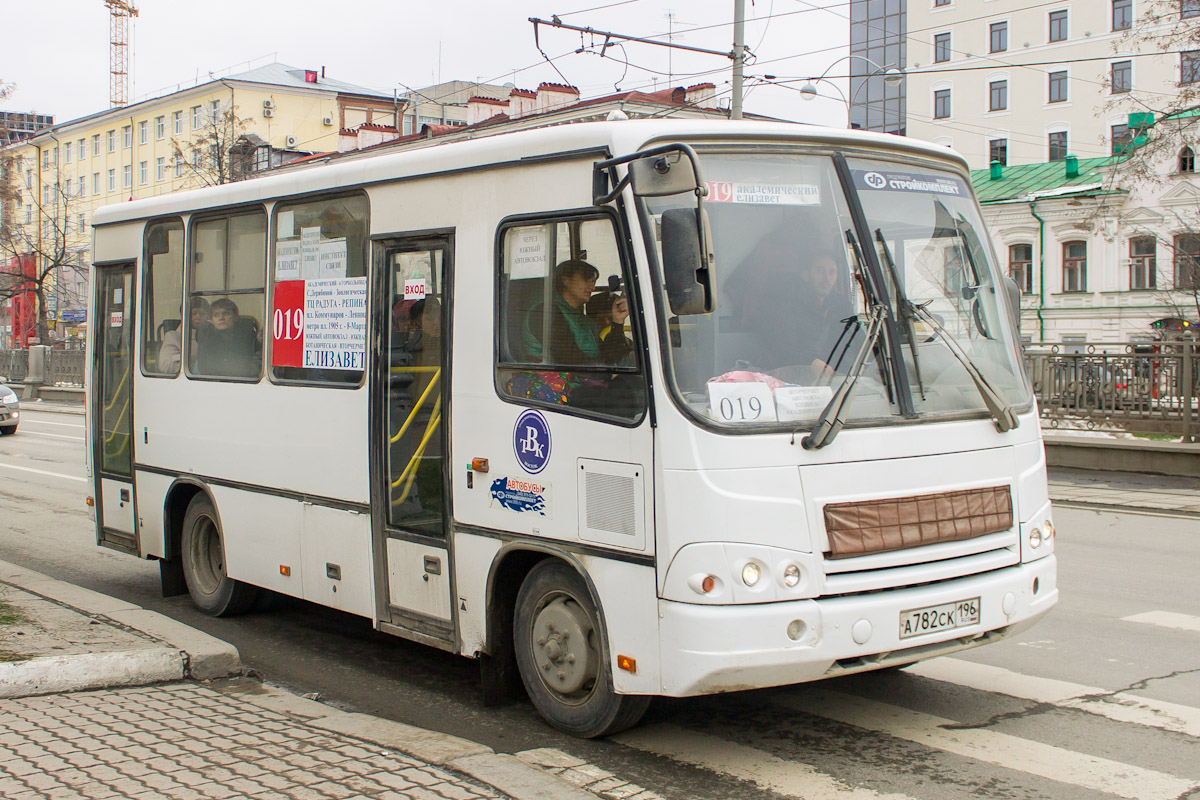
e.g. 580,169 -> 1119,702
0,561 -> 598,800
1047,467 -> 1200,516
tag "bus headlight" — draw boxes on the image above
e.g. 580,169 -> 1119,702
741,562 -> 762,586
1029,526 -> 1043,549
782,564 -> 802,587
1043,520 -> 1055,540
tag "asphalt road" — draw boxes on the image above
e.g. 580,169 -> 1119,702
2,405 -> 1198,800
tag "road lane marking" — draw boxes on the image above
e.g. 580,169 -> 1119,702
14,430 -> 84,441
20,418 -> 84,428
907,657 -> 1200,737
615,724 -> 918,800
0,462 -> 86,482
1122,611 -> 1200,633
784,690 -> 1198,800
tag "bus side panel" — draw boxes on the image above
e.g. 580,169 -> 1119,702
213,487 -> 304,599
132,470 -> 172,559
300,505 -> 374,618
582,558 -> 661,695
453,531 -> 502,656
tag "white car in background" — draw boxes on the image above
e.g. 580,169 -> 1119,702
0,378 -> 19,435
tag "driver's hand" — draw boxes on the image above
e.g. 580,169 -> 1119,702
611,296 -> 630,325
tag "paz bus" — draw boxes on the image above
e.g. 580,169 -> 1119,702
87,120 -> 1056,737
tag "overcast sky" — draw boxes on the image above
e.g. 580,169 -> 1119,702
2,0 -> 852,129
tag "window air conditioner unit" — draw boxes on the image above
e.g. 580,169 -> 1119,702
263,99 -> 275,109
285,135 -> 298,148
322,116 -> 334,127
262,108 -> 274,118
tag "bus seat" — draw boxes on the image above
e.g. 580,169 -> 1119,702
503,277 -> 547,363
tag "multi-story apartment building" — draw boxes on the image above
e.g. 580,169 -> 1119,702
0,63 -> 395,343
905,0 -> 1177,170
1,111 -> 54,144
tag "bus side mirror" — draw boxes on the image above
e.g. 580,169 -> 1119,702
629,152 -> 699,197
661,207 -> 715,315
1003,276 -> 1021,341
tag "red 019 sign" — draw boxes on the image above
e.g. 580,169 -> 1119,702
271,280 -> 305,367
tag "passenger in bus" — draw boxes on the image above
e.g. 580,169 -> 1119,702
521,259 -> 631,366
196,298 -> 260,378
794,252 -> 854,378
158,296 -> 210,373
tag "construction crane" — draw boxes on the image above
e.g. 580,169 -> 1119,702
105,0 -> 139,108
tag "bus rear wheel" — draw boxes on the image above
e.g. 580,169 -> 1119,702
180,494 -> 257,616
514,560 -> 650,738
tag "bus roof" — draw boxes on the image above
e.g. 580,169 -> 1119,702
92,119 -> 968,227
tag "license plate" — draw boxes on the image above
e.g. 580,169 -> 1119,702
899,597 -> 980,639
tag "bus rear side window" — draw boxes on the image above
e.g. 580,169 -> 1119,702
187,210 -> 267,380
268,194 -> 369,385
142,218 -> 184,376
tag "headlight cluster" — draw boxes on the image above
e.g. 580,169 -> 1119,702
690,559 -> 807,596
1029,520 -> 1055,549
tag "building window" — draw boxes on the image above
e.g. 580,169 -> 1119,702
934,88 -> 952,119
192,106 -> 203,130
93,134 -> 101,156
192,149 -> 202,169
1112,0 -> 1132,29
107,169 -> 115,191
92,172 -> 100,195
989,80 -> 1008,111
122,125 -> 132,149
42,150 -> 50,169
1062,240 -> 1087,292
1048,71 -> 1068,103
64,141 -> 73,163
1184,0 -> 1200,19
1009,244 -> 1033,293
138,120 -> 148,145
989,138 -> 1008,166
1112,124 -> 1132,154
1130,237 -> 1156,290
1183,51 -> 1200,83
1049,131 -> 1068,161
78,138 -> 86,159
1180,145 -> 1196,172
934,0 -> 950,6
78,176 -> 85,197
155,115 -> 165,140
156,157 -> 166,181
990,21 -> 1008,53
78,214 -> 86,235
139,161 -> 148,185
174,158 -> 183,178
934,32 -> 951,63
1111,60 -> 1132,94
1049,9 -> 1068,42
107,130 -> 116,153
173,111 -> 183,135
1174,234 -> 1200,288
123,164 -> 132,188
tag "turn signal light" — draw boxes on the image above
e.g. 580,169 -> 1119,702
280,565 -> 292,577
617,655 -> 637,673
85,496 -> 95,507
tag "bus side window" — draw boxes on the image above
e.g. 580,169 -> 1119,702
187,211 -> 267,381
141,218 -> 185,377
496,215 -> 645,422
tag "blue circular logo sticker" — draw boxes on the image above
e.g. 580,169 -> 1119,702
514,409 -> 552,474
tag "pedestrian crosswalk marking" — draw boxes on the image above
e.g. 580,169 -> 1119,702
907,657 -> 1200,736
1122,610 -> 1200,633
615,724 -> 919,800
783,689 -> 1199,800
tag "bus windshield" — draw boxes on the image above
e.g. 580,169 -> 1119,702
643,149 -> 1030,431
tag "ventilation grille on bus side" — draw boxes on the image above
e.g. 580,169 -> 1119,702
577,459 -> 647,552
585,472 -> 637,536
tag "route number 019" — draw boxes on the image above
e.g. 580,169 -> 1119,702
273,308 -> 304,341
718,396 -> 763,421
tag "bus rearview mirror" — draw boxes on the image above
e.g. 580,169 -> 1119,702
661,207 -> 715,315
629,153 -> 699,197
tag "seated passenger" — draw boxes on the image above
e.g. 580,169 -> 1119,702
159,297 -> 210,373
196,298 -> 259,378
521,259 -> 631,366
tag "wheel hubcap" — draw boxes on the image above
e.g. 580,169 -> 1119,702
531,594 -> 597,698
190,516 -> 225,595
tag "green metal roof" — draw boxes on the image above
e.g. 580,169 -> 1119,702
969,156 -> 1125,203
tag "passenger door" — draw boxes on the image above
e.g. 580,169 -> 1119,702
370,233 -> 455,647
91,262 -> 138,554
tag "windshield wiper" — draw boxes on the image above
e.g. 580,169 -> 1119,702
843,228 -> 896,402
874,229 -> 926,402
911,304 -> 1019,432
801,303 -> 887,450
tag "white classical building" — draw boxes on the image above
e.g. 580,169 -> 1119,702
907,0 -> 1182,169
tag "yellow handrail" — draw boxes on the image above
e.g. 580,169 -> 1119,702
389,369 -> 441,445
102,363 -> 130,414
391,395 -> 442,506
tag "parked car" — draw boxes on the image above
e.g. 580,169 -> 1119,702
0,377 -> 18,435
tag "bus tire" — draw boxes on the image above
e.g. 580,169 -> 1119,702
180,494 -> 257,616
514,560 -> 650,738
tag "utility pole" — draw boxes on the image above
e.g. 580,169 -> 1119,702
731,0 -> 746,120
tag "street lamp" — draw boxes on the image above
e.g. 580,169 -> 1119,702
797,55 -> 903,127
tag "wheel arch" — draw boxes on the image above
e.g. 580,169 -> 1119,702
162,478 -> 216,560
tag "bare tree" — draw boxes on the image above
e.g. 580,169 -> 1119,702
170,101 -> 259,187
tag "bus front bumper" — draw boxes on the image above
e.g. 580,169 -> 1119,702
656,555 -> 1057,697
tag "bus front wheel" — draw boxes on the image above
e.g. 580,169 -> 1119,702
514,560 -> 650,738
180,494 -> 257,616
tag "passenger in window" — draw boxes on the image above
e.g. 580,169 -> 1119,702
159,297 -> 210,373
794,253 -> 854,378
522,259 -> 632,366
196,298 -> 259,377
